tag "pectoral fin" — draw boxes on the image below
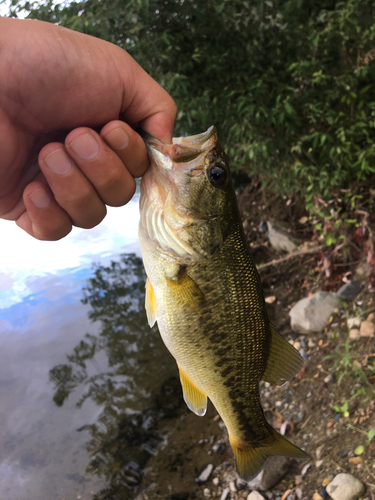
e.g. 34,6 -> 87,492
262,324 -> 304,386
178,364 -> 207,416
145,277 -> 157,327
165,267 -> 204,309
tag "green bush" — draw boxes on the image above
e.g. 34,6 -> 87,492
11,0 -> 375,206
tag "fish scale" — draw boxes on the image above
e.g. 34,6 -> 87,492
138,126 -> 309,480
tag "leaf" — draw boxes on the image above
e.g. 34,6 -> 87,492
367,429 -> 375,444
354,445 -> 365,456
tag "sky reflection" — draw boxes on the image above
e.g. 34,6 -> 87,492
0,197 -> 148,500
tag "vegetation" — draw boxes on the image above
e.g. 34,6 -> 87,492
7,0 -> 375,209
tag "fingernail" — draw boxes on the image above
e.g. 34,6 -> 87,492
70,133 -> 99,160
30,186 -> 51,208
45,148 -> 72,174
103,127 -> 129,151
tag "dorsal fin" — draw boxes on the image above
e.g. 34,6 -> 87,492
178,364 -> 207,416
262,324 -> 304,385
145,277 -> 157,327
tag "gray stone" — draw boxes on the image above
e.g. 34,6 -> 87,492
261,456 -> 292,490
326,473 -> 365,500
337,281 -> 362,302
196,463 -> 214,484
265,221 -> 299,253
247,491 -> 266,500
247,470 -> 263,490
289,291 -> 338,334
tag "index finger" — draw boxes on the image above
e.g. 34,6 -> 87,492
116,51 -> 177,144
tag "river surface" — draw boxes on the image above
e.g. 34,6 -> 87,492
0,194 -> 175,500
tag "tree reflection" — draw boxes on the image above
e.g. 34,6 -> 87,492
49,254 -> 179,499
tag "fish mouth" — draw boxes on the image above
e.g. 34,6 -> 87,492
141,126 -> 217,170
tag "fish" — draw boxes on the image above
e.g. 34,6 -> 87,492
138,126 -> 309,480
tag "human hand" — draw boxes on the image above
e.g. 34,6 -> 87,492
0,17 -> 176,240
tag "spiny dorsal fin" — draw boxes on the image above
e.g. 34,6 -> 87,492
177,364 -> 207,416
262,324 -> 304,386
145,277 -> 157,327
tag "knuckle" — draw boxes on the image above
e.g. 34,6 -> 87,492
74,205 -> 107,230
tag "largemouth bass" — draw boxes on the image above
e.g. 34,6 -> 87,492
138,126 -> 308,480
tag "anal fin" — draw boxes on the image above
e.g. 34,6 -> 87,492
145,277 -> 157,327
178,364 -> 207,416
262,324 -> 304,386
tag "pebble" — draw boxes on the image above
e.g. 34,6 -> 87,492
349,328 -> 361,339
308,339 -> 316,348
294,341 -> 302,350
318,485 -> 329,499
220,487 -> 230,500
368,312 -> 375,321
236,478 -> 247,490
316,460 -> 323,468
229,481 -> 236,492
322,478 -> 330,487
261,456 -> 292,490
203,488 -> 211,497
348,317 -> 361,329
316,444 -> 324,459
294,411 -> 306,424
247,492 -> 266,500
312,493 -> 324,500
337,281 -> 362,301
213,477 -> 220,486
295,489 -> 303,500
301,463 -> 311,477
360,320 -> 374,337
196,464 -> 214,484
326,473 -> 365,500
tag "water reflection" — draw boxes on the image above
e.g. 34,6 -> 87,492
48,254 -> 178,499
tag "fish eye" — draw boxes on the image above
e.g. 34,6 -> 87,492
208,164 -> 227,187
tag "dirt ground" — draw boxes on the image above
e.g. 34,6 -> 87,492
132,179 -> 375,500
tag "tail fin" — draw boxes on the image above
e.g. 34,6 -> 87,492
229,427 -> 309,481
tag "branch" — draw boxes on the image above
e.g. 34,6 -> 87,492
257,248 -> 316,270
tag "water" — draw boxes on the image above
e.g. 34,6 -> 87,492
0,195 -> 176,499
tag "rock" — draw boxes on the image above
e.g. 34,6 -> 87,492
220,487 -> 230,500
247,492 -> 266,500
337,449 -> 348,458
348,317 -> 361,329
318,485 -> 329,499
196,464 -> 214,484
264,221 -> 299,253
295,488 -> 303,500
265,295 -> 276,304
203,488 -> 211,497
247,470 -> 263,490
316,444 -> 324,459
212,477 -> 219,486
301,463 -> 311,477
360,320 -> 374,337
326,473 -> 365,500
337,281 -> 362,301
229,481 -> 236,492
289,291 -> 338,334
349,329 -> 361,339
261,456 -> 292,490
312,493 -> 324,500
368,312 -> 375,321
236,478 -> 247,490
